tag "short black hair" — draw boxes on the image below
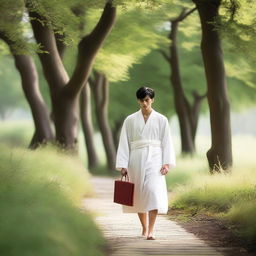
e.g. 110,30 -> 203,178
136,86 -> 155,99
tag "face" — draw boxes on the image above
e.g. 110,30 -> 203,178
138,95 -> 154,111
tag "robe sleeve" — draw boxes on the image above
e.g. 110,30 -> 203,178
161,117 -> 176,168
115,118 -> 130,171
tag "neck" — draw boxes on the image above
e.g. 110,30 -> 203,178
141,107 -> 152,115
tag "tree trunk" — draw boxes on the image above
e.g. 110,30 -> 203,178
13,54 -> 54,148
113,118 -> 124,150
0,32 -> 54,148
90,72 -> 116,172
160,8 -> 205,155
80,83 -> 99,170
169,20 -> 195,154
189,91 -> 206,142
51,93 -> 79,150
27,2 -> 116,149
194,0 -> 233,171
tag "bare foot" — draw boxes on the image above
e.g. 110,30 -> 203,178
146,232 -> 155,240
142,228 -> 147,236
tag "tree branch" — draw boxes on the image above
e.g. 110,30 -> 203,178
158,49 -> 170,63
65,2 -> 116,97
192,90 -> 207,101
181,7 -> 197,21
27,7 -> 69,91
172,7 -> 197,22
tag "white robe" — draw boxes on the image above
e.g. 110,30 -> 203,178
115,109 -> 176,214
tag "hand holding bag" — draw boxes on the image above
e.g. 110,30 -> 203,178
113,174 -> 134,206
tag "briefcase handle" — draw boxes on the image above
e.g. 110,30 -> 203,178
121,173 -> 130,182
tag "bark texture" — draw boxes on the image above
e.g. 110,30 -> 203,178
90,72 -> 116,171
194,0 -> 233,171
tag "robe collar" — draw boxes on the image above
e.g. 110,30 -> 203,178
138,108 -> 155,125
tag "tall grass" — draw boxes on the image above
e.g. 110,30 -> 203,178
0,144 -> 106,256
168,136 -> 256,242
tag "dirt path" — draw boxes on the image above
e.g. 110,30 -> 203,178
82,176 -> 240,256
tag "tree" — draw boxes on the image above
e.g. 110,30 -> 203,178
25,0 -> 116,150
0,1 -> 54,147
80,83 -> 100,169
193,0 -> 232,171
160,7 -> 207,155
89,72 -> 116,170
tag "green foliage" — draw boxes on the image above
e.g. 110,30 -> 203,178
92,0 -> 256,130
220,0 -> 256,50
106,7 -> 205,127
163,3 -> 256,110
217,0 -> 256,90
26,0 -> 80,47
0,144 -> 105,256
86,5 -> 168,82
0,0 -> 41,54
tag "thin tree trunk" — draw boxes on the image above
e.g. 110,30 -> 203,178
80,83 -> 99,170
194,0 -> 233,171
160,8 -> 206,155
90,72 -> 116,172
72,4 -> 99,168
0,32 -> 54,148
27,2 -> 116,149
113,118 -> 124,150
189,91 -> 206,142
169,19 -> 195,154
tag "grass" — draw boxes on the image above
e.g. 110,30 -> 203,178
0,143 -> 106,256
168,135 -> 256,242
166,154 -> 208,189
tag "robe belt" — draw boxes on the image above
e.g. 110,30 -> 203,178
130,139 -> 161,150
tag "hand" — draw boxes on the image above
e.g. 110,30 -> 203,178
121,168 -> 128,177
160,164 -> 169,175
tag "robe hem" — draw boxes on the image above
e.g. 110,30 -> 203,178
122,206 -> 168,215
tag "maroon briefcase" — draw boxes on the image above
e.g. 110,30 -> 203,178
113,175 -> 134,206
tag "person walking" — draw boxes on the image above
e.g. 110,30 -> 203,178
116,86 -> 176,240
